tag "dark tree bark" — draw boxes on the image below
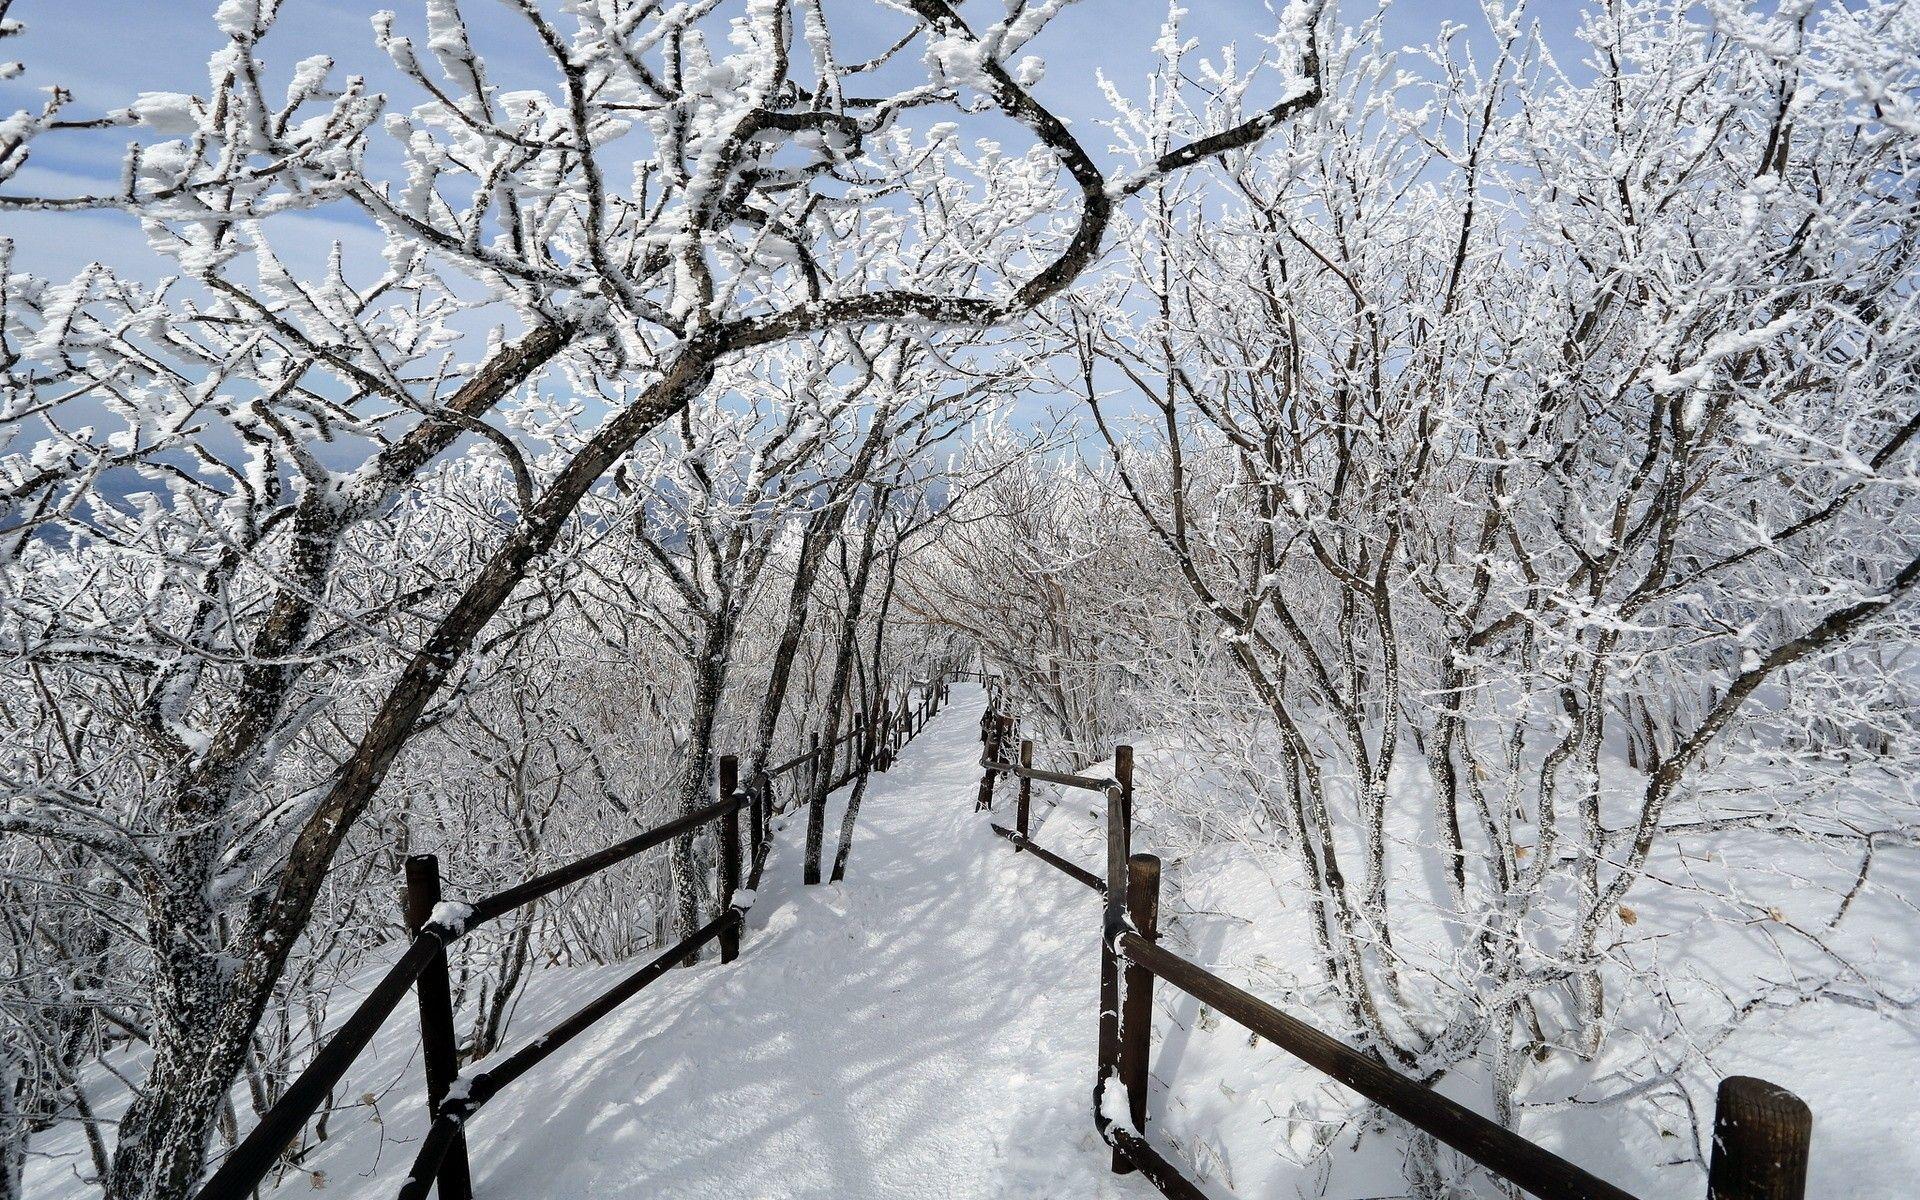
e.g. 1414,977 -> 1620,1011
805,496 -> 886,883
831,529 -> 903,883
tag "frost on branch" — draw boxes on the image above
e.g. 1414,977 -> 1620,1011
0,3 -> 1329,1199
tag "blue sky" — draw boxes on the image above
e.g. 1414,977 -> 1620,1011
0,0 -> 1584,282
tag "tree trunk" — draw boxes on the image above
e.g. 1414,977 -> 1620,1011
831,534 -> 901,882
806,499 -> 884,883
746,508 -> 840,793
105,338 -> 711,1200
671,617 -> 732,952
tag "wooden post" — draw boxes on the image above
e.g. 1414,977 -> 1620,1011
805,731 -> 826,885
1708,1076 -> 1812,1200
1114,745 -> 1135,866
403,855 -> 474,1200
1119,854 -> 1161,1159
1016,738 -> 1034,841
718,756 -> 742,962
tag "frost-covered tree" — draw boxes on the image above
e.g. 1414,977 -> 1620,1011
958,0 -> 1918,1188
0,2 -> 1327,1196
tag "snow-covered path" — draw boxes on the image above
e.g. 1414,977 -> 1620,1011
348,685 -> 1159,1199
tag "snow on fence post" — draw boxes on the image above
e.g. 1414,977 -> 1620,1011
1120,854 -> 1161,1155
718,756 -> 742,963
403,855 -> 475,1200
1708,1076 -> 1812,1200
1016,739 -> 1035,841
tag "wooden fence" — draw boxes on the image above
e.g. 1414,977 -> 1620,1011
189,678 -> 951,1200
972,707 -> 1815,1200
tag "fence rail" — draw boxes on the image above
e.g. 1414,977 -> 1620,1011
971,703 -> 1816,1200
190,675 -> 952,1200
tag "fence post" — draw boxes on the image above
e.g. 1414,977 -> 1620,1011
1119,854 -> 1161,1161
1114,744 -> 1135,866
1708,1076 -> 1812,1200
1016,738 -> 1034,842
805,733 -> 824,885
403,855 -> 474,1200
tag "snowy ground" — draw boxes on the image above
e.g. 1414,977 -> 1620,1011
1020,741 -> 1920,1200
28,685 -> 1912,1199
260,685 -> 1160,1200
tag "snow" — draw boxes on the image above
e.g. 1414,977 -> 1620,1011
24,689 -> 1911,1199
128,92 -> 201,135
212,0 -> 260,37
427,900 -> 475,936
1023,738 -> 1920,1199
266,687 -> 1160,1199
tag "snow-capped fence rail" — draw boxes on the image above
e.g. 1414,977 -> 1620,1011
185,794 -> 747,1200
187,678 -> 952,1200
973,711 -> 1815,1200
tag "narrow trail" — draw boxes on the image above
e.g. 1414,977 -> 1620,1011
418,684 -> 1158,1199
